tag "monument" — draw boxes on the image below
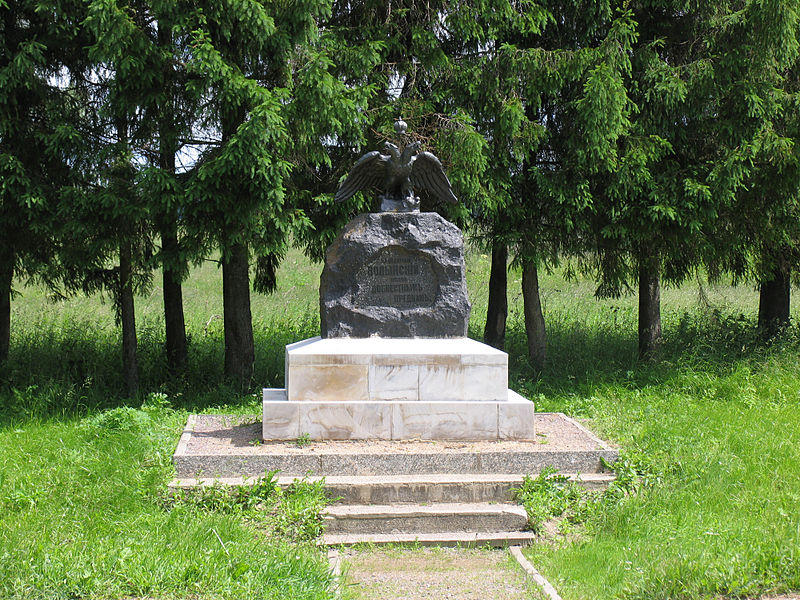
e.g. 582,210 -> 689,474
262,121 -> 535,441
173,121 -> 616,547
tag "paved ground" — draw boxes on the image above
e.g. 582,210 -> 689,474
179,412 -> 612,456
338,547 -> 540,600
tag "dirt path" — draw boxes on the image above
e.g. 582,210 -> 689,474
338,547 -> 540,600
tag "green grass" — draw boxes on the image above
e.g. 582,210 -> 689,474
2,246 -> 800,598
0,405 -> 337,599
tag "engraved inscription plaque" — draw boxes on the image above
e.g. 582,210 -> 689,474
320,212 -> 470,338
354,247 -> 438,309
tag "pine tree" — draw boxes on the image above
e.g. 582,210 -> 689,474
182,0 -> 372,388
0,0 -> 89,364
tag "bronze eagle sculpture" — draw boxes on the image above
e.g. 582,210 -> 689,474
334,120 -> 458,212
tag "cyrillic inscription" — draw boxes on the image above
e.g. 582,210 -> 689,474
354,247 -> 438,309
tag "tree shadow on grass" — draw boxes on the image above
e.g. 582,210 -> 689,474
497,308 -> 800,409
2,306 -> 797,424
0,312 -> 319,423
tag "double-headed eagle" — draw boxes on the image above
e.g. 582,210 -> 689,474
334,120 -> 458,212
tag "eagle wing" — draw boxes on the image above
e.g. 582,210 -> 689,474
410,152 -> 458,204
334,151 -> 388,203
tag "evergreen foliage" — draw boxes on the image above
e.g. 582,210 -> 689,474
0,0 -> 90,363
2,0 -> 800,375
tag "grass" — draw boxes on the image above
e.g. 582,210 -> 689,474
2,245 -> 800,598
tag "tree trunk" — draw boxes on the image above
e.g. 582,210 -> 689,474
0,251 -> 12,364
156,23 -> 188,376
483,241 -> 508,350
223,242 -> 254,389
119,241 -> 139,397
758,256 -> 790,336
522,259 -> 546,372
161,223 -> 188,375
638,251 -> 662,361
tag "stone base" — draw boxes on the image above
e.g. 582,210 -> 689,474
266,336 -> 533,441
285,336 -> 508,402
175,413 -> 617,477
320,212 -> 470,338
262,389 -> 534,441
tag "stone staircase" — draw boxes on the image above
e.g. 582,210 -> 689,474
171,412 -> 617,546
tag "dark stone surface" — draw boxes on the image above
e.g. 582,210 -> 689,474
320,212 -> 471,338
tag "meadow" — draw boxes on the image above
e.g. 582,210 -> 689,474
1,247 -> 799,599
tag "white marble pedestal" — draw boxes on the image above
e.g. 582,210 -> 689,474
262,337 -> 535,441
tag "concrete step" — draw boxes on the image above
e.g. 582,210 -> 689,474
320,531 -> 538,548
322,502 -> 529,535
169,472 -> 615,504
173,413 -> 618,478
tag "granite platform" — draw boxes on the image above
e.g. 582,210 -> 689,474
172,412 -> 619,547
174,412 -> 617,479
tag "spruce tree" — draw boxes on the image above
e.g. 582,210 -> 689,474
0,0 -> 89,364
182,0 -> 372,388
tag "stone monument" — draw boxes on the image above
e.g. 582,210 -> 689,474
319,211 -> 470,338
262,121 -> 535,441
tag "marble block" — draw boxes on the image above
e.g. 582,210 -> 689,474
262,390 -> 535,441
392,402 -> 498,440
285,336 -> 508,403
262,389 -> 298,439
500,390 -> 536,440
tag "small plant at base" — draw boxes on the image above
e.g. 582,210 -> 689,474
274,477 -> 330,541
163,471 -> 332,542
165,470 -> 281,514
295,432 -> 311,448
141,392 -> 171,412
83,406 -> 151,434
512,466 -> 585,533
602,450 -> 663,500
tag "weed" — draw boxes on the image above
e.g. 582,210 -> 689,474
141,391 -> 172,412
603,449 -> 663,498
167,471 -> 281,514
84,406 -> 151,433
295,432 -> 312,448
512,467 -> 586,533
274,477 -> 329,541
164,472 -> 330,543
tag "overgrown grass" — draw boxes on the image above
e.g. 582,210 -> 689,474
0,399 -> 336,599
522,352 -> 800,600
166,472 -> 331,543
2,246 -> 800,599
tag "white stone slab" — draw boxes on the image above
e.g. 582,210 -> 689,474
285,336 -> 509,402
287,364 -> 369,402
499,391 -> 536,440
393,402 -> 498,440
285,337 -> 320,387
417,365 -> 465,401
262,396 -> 299,440
300,402 -> 392,440
417,364 -> 507,402
369,364 -> 420,401
287,337 -> 507,365
262,393 -> 535,441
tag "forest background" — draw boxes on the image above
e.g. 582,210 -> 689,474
3,2 -> 800,600
3,0 -> 800,392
